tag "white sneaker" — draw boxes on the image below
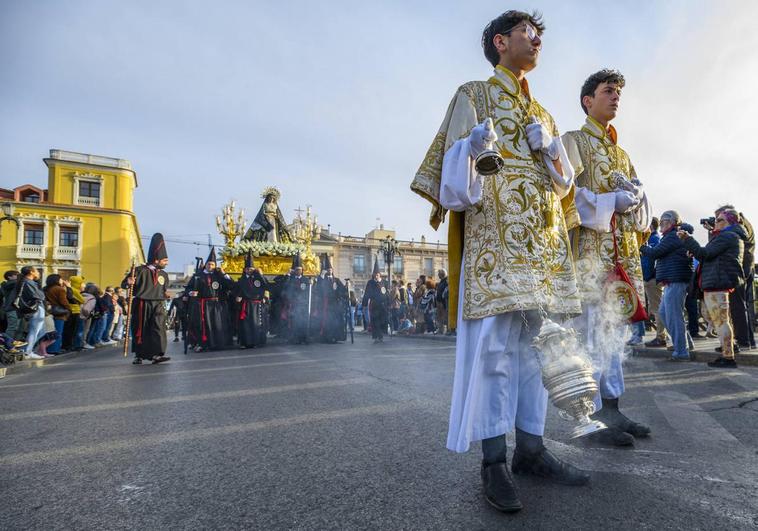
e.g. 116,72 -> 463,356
25,353 -> 44,360
83,344 -> 95,350
101,340 -> 117,346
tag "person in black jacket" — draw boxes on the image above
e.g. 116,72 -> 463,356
715,205 -> 755,349
1,271 -> 20,339
679,209 -> 745,368
640,211 -> 693,360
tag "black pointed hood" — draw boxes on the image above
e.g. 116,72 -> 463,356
147,233 -> 168,263
244,251 -> 254,269
194,257 -> 204,273
372,256 -> 380,276
291,252 -> 303,269
206,247 -> 217,264
323,254 -> 333,271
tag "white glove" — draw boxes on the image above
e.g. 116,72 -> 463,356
614,190 -> 640,213
469,118 -> 498,159
525,120 -> 560,160
622,180 -> 644,201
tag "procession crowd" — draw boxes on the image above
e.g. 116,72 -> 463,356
0,267 -> 128,360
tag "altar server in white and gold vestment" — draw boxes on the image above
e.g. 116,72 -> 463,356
411,10 -> 589,514
562,69 -> 652,447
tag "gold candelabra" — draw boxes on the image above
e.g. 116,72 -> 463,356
293,205 -> 320,254
215,200 -> 246,247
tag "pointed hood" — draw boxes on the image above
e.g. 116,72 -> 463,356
206,246 -> 217,264
244,251 -> 254,269
147,233 -> 168,263
194,257 -> 204,273
323,253 -> 333,271
372,256 -> 381,276
291,252 -> 303,269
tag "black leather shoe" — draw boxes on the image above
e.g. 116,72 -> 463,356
595,398 -> 651,439
481,461 -> 522,513
511,448 -> 590,486
585,426 -> 635,446
132,358 -> 142,365
644,338 -> 667,348
707,356 -> 737,368
614,413 -> 652,438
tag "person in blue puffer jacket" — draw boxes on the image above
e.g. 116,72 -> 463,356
640,210 -> 694,360
638,217 -> 668,346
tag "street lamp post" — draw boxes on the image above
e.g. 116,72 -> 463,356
0,202 -> 19,240
379,235 -> 400,336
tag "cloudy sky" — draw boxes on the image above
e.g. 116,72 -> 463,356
1,0 -> 755,269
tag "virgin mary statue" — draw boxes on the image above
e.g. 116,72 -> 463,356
243,187 -> 293,243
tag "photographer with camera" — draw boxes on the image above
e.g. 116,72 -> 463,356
640,211 -> 694,361
679,209 -> 746,367
701,206 -> 755,351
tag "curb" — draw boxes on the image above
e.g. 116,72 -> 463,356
632,345 -> 758,366
0,345 -> 123,377
396,333 -> 456,343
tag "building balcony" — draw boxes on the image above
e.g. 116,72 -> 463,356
49,149 -> 132,170
17,244 -> 45,260
76,196 -> 100,207
54,246 -> 81,261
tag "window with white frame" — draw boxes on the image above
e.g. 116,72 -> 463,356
23,224 -> 44,245
59,226 -> 79,247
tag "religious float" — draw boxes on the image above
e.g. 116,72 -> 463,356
215,186 -> 321,278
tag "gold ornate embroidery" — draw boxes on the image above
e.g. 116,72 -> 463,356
567,129 -> 645,302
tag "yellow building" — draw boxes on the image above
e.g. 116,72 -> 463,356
0,149 -> 144,287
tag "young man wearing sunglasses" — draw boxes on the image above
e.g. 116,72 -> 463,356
562,70 -> 652,447
411,10 -> 588,513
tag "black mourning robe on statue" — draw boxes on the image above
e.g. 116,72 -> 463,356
121,265 -> 168,360
363,279 -> 390,340
284,275 -> 312,344
315,275 -> 347,343
185,270 -> 234,350
235,272 -> 269,347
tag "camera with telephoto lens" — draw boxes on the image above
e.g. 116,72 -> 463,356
700,217 -> 716,229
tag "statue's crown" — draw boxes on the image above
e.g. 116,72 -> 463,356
261,186 -> 281,201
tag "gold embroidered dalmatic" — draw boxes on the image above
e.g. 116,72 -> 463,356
563,117 -> 648,303
411,66 -> 581,321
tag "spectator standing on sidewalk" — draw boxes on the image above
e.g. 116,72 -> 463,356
80,283 -> 98,349
436,269 -> 449,335
1,271 -> 21,339
715,205 -> 755,349
420,279 -> 437,334
18,267 -> 45,359
66,276 -> 86,350
44,274 -> 70,355
640,218 -> 668,347
640,211 -> 694,360
98,286 -> 117,346
679,209 -> 745,367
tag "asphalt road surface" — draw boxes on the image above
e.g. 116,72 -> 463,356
2,333 -> 758,530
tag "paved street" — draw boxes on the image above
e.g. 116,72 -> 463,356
2,334 -> 758,530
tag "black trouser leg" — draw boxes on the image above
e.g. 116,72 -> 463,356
730,288 -> 750,345
685,292 -> 700,335
482,434 -> 508,464
746,274 -> 755,345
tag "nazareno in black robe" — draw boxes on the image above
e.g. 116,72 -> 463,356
185,270 -> 234,350
363,279 -> 390,340
315,275 -> 347,343
284,275 -> 312,344
122,265 -> 169,360
235,272 -> 269,347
